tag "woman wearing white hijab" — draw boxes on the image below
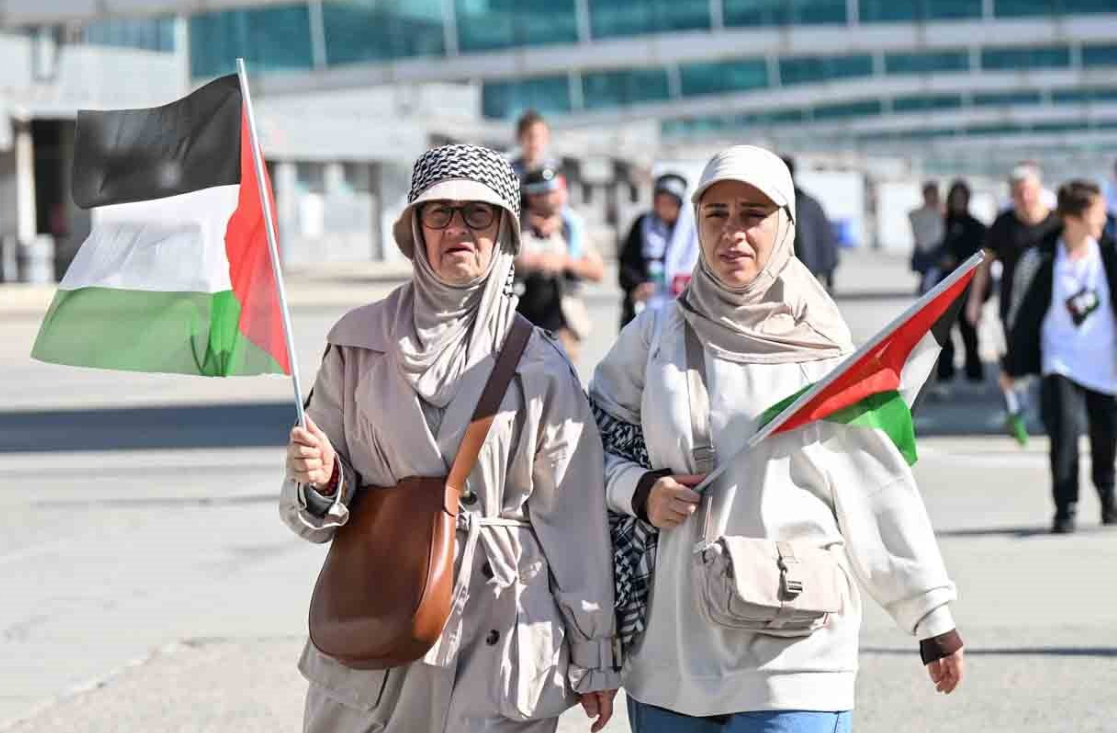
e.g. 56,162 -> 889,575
590,146 -> 963,732
279,145 -> 619,733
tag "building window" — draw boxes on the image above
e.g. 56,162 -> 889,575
813,99 -> 883,120
588,0 -> 710,39
679,58 -> 768,96
972,91 -> 1043,106
1083,44 -> 1117,67
190,4 -> 313,79
322,0 -> 444,65
860,0 -> 981,22
980,45 -> 1071,70
724,0 -> 847,26
481,76 -> 572,119
893,94 -> 964,112
296,162 -> 327,194
994,0 -> 1114,16
82,17 -> 175,52
581,69 -> 671,109
884,50 -> 970,75
342,163 -> 372,194
779,54 -> 873,85
455,0 -> 577,52
1052,87 -> 1117,103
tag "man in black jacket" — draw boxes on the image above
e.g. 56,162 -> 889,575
1003,180 -> 1117,533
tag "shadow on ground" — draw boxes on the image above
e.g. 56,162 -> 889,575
863,646 -> 1117,657
0,403 -> 295,452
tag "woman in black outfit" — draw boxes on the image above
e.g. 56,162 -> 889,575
937,181 -> 987,384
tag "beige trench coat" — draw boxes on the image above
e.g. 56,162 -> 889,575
279,292 -> 620,733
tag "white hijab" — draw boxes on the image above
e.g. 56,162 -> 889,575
395,212 -> 519,408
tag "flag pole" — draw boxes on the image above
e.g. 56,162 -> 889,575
236,58 -> 306,428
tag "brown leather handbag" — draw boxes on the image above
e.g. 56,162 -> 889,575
308,316 -> 533,670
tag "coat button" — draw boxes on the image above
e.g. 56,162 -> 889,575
482,562 -> 494,579
462,490 -> 478,506
485,630 -> 500,646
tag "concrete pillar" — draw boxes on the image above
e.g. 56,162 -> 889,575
173,16 -> 191,96
323,162 -> 345,194
15,121 -> 35,246
274,162 -> 299,264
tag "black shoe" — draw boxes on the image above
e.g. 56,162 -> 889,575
1102,507 -> 1117,526
1052,515 -> 1077,534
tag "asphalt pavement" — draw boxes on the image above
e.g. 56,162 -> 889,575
1,251 -> 1114,732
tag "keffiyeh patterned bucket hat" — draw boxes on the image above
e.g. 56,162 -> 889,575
392,144 -> 522,259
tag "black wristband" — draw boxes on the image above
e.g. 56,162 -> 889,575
920,629 -> 963,665
632,469 -> 672,523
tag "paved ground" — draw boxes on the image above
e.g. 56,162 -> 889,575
2,251 -> 1115,732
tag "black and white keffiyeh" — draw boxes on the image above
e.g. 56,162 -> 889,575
408,144 -> 521,220
591,399 -> 659,655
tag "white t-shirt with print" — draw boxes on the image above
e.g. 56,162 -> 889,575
1041,238 -> 1117,395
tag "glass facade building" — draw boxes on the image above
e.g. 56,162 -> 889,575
61,0 -> 1117,142
456,0 -> 577,52
588,0 -> 710,38
322,0 -> 444,65
82,16 -> 175,52
190,4 -> 314,78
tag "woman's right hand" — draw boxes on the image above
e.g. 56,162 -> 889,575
646,474 -> 705,529
287,417 -> 338,489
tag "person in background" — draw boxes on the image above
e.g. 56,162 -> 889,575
510,110 -> 586,259
1003,180 -> 1117,534
909,181 -> 945,293
618,173 -> 700,329
782,156 -> 839,292
936,181 -> 987,388
966,162 -> 1060,331
515,165 -> 604,364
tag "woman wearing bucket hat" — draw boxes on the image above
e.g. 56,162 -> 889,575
590,146 -> 963,732
279,144 -> 619,733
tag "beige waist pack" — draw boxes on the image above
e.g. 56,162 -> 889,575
692,537 -> 845,637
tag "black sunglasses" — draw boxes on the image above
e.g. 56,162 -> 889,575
420,201 -> 498,230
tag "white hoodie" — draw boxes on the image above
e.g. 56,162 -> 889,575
590,303 -> 957,716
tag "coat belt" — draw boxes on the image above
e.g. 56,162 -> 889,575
421,512 -> 532,667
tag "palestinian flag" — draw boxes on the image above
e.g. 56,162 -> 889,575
753,253 -> 984,465
31,74 -> 289,377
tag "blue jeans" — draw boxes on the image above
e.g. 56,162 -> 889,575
627,696 -> 852,733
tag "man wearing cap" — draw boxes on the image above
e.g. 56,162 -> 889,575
515,164 -> 604,363
618,173 -> 700,329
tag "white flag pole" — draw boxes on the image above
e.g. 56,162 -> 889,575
236,58 -> 306,428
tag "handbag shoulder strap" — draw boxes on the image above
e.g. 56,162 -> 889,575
684,318 -> 722,546
683,319 -> 716,474
446,315 -> 534,493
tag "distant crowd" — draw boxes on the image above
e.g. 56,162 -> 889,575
908,161 -> 1117,533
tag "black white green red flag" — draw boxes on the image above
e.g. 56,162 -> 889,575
31,74 -> 289,377
749,252 -> 983,467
